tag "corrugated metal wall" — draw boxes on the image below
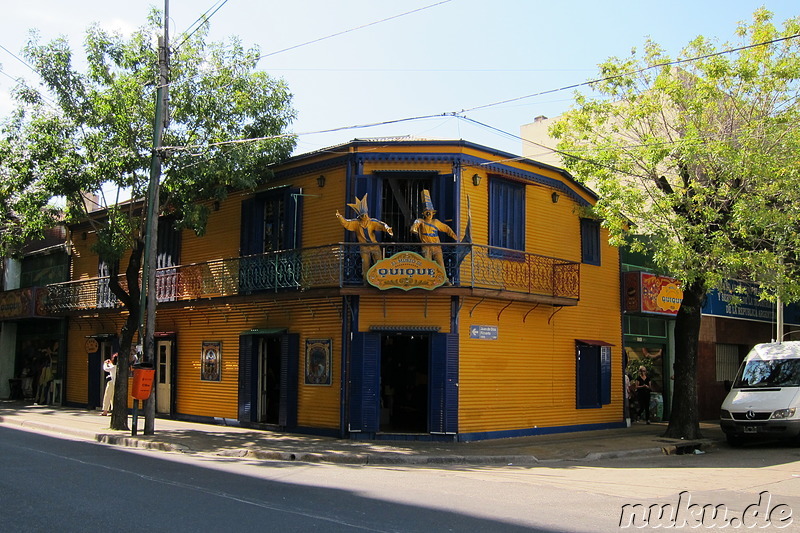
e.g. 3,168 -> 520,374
457,159 -> 623,434
60,142 -> 622,437
155,297 -> 343,428
358,294 -> 452,332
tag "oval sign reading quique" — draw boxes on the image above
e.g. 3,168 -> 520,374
366,251 -> 447,291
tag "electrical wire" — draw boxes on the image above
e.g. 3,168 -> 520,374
161,112 -> 454,153
256,0 -> 453,61
0,43 -> 37,74
172,0 -> 231,53
460,32 -> 800,114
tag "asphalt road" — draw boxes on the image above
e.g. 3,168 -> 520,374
3,424 -> 800,532
0,426 -> 548,532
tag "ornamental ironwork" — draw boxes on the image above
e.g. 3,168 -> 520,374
38,243 -> 580,314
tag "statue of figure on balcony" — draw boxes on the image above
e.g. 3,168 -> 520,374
336,194 -> 394,279
410,189 -> 458,283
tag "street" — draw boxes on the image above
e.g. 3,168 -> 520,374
2,425 -> 800,532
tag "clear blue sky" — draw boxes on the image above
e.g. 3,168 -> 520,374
1,1 -> 797,158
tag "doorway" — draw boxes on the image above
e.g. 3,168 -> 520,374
155,339 -> 173,414
258,336 -> 282,424
380,334 -> 429,433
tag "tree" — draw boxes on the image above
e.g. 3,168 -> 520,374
0,10 -> 296,430
551,8 -> 800,439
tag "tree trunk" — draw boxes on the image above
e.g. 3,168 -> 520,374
108,239 -> 144,431
109,313 -> 138,431
663,279 -> 706,440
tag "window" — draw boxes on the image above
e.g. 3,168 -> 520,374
580,218 -> 601,265
240,187 -> 301,256
716,343 -> 742,382
96,257 -> 115,308
624,315 -> 667,338
155,219 -> 181,302
263,194 -> 287,252
489,178 -> 525,251
239,187 -> 302,292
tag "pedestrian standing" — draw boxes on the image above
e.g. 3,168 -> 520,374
636,366 -> 652,424
101,353 -> 118,416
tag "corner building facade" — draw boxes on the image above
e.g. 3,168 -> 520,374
52,139 -> 623,441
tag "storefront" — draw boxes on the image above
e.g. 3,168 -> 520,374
622,271 -> 681,421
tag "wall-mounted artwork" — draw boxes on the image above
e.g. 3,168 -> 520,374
305,338 -> 331,386
201,341 -> 221,381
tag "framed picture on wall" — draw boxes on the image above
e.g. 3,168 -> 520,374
201,341 -> 221,381
305,338 -> 331,386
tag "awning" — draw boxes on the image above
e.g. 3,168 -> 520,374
239,328 -> 287,336
576,339 -> 615,346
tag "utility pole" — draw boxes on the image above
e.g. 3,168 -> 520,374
139,0 -> 169,435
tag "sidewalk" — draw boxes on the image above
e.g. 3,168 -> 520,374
0,401 -> 724,465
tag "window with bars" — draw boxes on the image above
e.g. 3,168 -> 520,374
379,173 -> 435,243
716,343 -> 743,382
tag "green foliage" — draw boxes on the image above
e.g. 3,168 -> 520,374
0,8 -> 297,260
551,8 -> 800,303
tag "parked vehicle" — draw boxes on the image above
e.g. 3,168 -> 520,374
720,341 -> 800,446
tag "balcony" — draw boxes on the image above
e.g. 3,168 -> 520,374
40,243 -> 580,314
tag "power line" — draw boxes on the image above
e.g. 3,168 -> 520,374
460,32 -> 800,114
256,0 -> 453,61
0,43 -> 37,74
173,0 -> 231,53
162,112 -> 453,153
162,30 -> 800,157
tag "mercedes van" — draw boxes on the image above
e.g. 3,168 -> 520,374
720,341 -> 800,446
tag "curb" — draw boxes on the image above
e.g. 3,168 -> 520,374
1,415 -> 727,466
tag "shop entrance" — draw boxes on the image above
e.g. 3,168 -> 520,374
155,339 -> 173,414
258,336 -> 282,424
380,334 -> 429,433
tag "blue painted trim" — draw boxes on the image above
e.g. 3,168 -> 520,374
349,432 -> 458,443
457,420 -> 627,443
270,140 -> 596,206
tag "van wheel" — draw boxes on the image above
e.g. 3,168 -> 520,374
726,434 -> 745,448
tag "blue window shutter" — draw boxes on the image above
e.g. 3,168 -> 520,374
430,333 -> 459,434
238,335 -> 256,422
353,174 -> 380,217
576,344 -> 601,408
348,332 -> 380,432
490,178 -> 525,251
433,174 -> 456,228
240,197 -> 264,256
279,333 -> 299,428
580,218 -> 601,265
600,346 -> 612,405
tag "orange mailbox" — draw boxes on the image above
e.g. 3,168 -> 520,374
131,364 -> 155,400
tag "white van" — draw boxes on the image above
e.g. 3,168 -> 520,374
720,341 -> 800,446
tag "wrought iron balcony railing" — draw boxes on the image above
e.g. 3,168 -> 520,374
40,243 -> 580,314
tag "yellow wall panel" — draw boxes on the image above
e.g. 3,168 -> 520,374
156,297 -> 343,428
358,294 -> 451,332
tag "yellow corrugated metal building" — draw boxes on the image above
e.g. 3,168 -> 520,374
58,139 -> 623,441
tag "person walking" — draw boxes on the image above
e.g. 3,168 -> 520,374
635,365 -> 652,424
101,354 -> 118,416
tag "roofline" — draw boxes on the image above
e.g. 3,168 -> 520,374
277,138 -> 598,201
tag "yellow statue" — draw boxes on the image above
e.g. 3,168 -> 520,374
336,194 -> 394,278
410,189 -> 458,281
